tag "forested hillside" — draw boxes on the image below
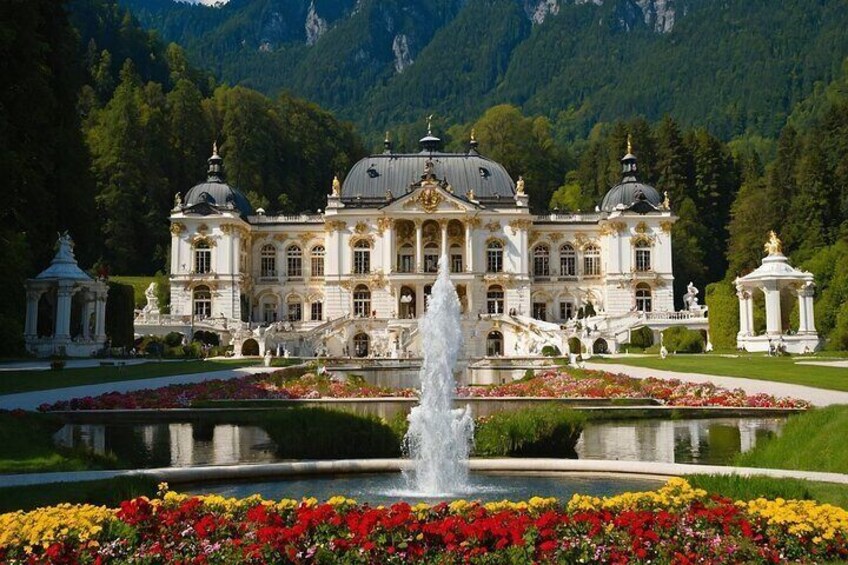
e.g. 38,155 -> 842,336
121,0 -> 848,143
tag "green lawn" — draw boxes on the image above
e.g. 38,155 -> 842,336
687,474 -> 848,510
0,412 -> 117,474
0,358 -> 257,395
594,354 -> 848,392
735,405 -> 848,474
0,476 -> 157,513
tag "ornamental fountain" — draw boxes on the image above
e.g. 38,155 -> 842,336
403,256 -> 475,495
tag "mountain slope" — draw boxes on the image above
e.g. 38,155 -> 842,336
120,0 -> 848,140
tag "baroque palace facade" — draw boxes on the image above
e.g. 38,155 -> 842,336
166,131 -> 688,359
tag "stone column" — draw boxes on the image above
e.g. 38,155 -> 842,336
763,283 -> 782,336
24,289 -> 41,337
81,292 -> 93,339
439,220 -> 448,259
384,222 -> 394,271
94,289 -> 107,341
465,222 -> 473,272
737,288 -> 751,336
798,283 -> 816,334
414,220 -> 423,273
519,229 -> 528,275
54,282 -> 73,339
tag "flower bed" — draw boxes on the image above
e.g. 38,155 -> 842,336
459,370 -> 810,408
2,479 -> 846,563
39,368 -> 808,411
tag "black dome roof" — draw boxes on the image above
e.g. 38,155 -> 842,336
183,147 -> 253,216
599,150 -> 662,213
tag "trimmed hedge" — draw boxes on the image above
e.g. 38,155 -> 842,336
705,280 -> 738,350
662,326 -> 705,353
473,406 -> 586,458
106,281 -> 135,348
628,326 -> 654,349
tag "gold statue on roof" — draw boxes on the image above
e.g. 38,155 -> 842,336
764,230 -> 783,256
331,175 -> 341,197
516,175 -> 525,195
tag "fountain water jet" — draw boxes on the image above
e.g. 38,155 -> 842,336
404,256 -> 474,495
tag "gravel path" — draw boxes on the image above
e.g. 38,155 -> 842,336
586,362 -> 848,407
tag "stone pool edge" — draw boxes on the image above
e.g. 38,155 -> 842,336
4,459 -> 848,489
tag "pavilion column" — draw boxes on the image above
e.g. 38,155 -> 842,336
465,222 -> 473,272
798,283 -> 816,334
414,220 -> 423,273
94,289 -> 107,341
439,220 -> 448,259
81,293 -> 93,339
763,283 -> 782,336
24,290 -> 41,337
736,288 -> 751,336
54,282 -> 73,339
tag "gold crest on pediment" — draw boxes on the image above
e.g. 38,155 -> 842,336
484,221 -> 501,232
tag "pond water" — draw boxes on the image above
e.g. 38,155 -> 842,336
54,416 -> 783,469
182,473 -> 664,505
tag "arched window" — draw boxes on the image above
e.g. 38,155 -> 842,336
560,244 -> 576,277
486,331 -> 504,356
287,245 -> 302,278
260,244 -> 276,278
353,333 -> 370,358
487,240 -> 503,273
533,245 -> 550,277
424,243 -> 439,273
194,241 -> 211,274
487,285 -> 504,314
635,239 -> 652,272
353,239 -> 371,274
583,244 -> 600,277
397,244 -> 414,273
193,285 -> 211,319
310,246 -> 325,277
287,294 -> 303,321
450,244 -> 463,273
353,285 -> 371,318
636,283 -> 652,312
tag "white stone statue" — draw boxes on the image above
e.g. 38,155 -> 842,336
142,282 -> 160,315
683,281 -> 700,310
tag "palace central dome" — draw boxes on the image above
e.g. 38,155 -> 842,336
599,147 -> 663,213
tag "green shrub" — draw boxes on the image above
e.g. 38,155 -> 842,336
261,408 -> 401,459
662,326 -> 705,353
473,406 -> 586,458
629,326 -> 654,349
164,332 -> 184,347
705,280 -> 738,350
541,345 -> 561,356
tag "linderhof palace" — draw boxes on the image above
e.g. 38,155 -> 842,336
155,127 -> 707,365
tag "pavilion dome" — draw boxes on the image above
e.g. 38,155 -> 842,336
599,146 -> 663,213
183,145 -> 253,216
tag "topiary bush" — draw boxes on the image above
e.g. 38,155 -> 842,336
662,326 -> 705,353
628,326 -> 654,349
705,280 -> 738,350
541,345 -> 561,356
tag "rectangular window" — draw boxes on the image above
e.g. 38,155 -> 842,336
584,256 -> 600,277
311,301 -> 323,321
635,249 -> 651,272
195,250 -> 211,274
487,250 -> 503,273
450,253 -> 463,273
560,256 -> 576,277
311,256 -> 324,277
261,256 -> 276,278
559,302 -> 574,321
354,250 -> 370,274
532,302 -> 547,321
398,253 -> 413,273
287,303 -> 302,322
287,257 -> 302,278
263,303 -> 277,323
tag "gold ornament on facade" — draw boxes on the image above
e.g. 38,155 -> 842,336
635,221 -> 649,234
368,271 -> 387,289
464,216 -> 481,228
662,191 -> 671,210
764,230 -> 783,256
548,232 -> 563,243
437,218 -> 450,229
485,220 -> 501,232
466,188 -> 476,201
416,183 -> 443,213
272,233 -> 288,242
324,220 -> 347,232
574,232 -> 588,246
348,235 -> 375,248
298,232 -> 316,245
170,222 -> 186,236
659,221 -> 673,233
528,230 -> 541,246
191,234 -> 216,247
508,219 -> 533,234
354,221 -> 369,235
197,224 -> 209,234
376,217 -> 392,235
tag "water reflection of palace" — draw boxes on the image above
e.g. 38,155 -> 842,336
55,416 -> 783,468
